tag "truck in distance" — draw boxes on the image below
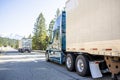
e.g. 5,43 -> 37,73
18,38 -> 32,53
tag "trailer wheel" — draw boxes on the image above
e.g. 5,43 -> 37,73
45,51 -> 50,62
75,55 -> 90,77
66,53 -> 75,71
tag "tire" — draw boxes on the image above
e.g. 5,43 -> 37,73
21,49 -> 24,53
19,49 -> 21,52
66,53 -> 75,71
75,55 -> 90,77
45,51 -> 50,62
28,50 -> 31,53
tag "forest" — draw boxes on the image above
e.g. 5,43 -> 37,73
0,37 -> 18,48
0,9 -> 60,50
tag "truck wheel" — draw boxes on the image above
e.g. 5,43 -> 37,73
66,53 -> 75,71
75,55 -> 90,77
21,49 -> 24,53
28,50 -> 31,53
45,51 -> 50,62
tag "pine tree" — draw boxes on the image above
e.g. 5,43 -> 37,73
55,8 -> 60,18
32,13 -> 47,50
28,34 -> 32,38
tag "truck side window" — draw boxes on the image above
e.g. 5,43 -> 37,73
56,29 -> 59,40
50,31 -> 54,44
54,29 -> 59,41
50,29 -> 59,44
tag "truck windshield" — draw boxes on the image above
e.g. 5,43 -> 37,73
50,15 -> 61,44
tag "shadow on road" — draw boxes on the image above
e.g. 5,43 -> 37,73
0,50 -> 20,55
5,51 -> 19,53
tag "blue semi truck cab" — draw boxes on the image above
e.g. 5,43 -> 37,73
46,11 -> 66,64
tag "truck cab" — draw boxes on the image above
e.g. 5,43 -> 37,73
18,38 -> 32,53
46,11 -> 66,64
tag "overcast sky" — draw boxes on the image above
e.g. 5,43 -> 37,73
0,0 -> 66,38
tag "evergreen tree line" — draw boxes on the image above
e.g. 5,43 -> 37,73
0,37 -> 18,49
32,9 -> 60,50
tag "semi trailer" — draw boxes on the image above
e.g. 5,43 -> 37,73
18,38 -> 32,53
46,0 -> 120,79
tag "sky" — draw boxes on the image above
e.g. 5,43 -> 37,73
0,0 -> 66,38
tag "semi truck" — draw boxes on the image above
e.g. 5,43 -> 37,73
18,38 -> 32,53
46,0 -> 120,79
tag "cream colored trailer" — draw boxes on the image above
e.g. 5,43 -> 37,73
66,0 -> 120,78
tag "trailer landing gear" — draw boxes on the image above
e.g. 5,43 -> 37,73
112,74 -> 118,80
105,56 -> 120,80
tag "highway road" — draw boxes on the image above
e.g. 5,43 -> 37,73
0,50 -> 119,80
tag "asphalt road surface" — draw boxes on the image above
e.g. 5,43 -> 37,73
0,50 -> 119,80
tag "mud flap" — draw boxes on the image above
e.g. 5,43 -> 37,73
89,61 -> 102,78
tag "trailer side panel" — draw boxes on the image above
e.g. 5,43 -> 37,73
66,0 -> 120,57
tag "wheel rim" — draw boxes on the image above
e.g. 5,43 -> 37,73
67,57 -> 72,68
77,59 -> 84,72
